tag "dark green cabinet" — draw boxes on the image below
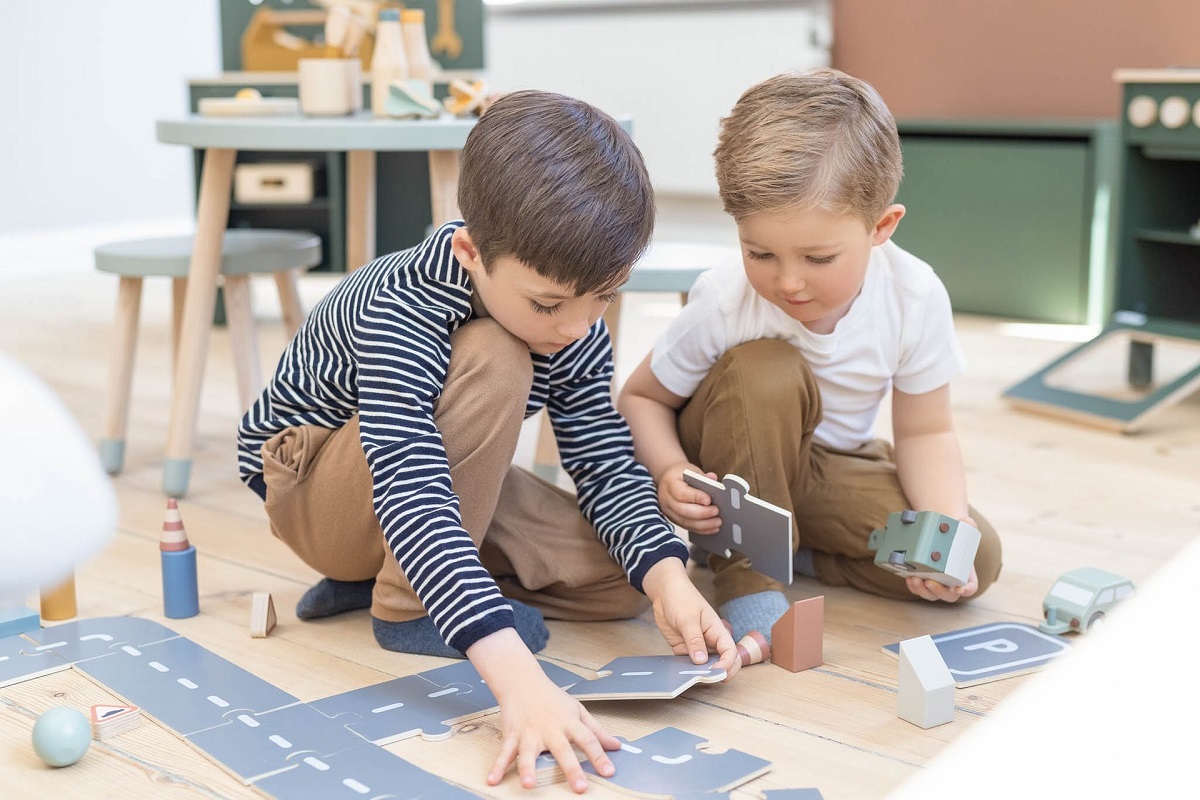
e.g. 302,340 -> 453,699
893,120 -> 1120,325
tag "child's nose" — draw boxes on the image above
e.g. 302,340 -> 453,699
780,270 -> 807,294
559,311 -> 591,341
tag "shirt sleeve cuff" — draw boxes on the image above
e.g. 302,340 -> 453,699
625,541 -> 690,594
444,606 -> 518,655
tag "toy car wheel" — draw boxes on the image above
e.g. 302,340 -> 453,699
1086,611 -> 1106,632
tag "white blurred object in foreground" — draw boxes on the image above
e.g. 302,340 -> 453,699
888,534 -> 1200,797
0,353 -> 117,607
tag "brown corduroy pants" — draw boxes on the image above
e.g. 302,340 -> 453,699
258,318 -> 650,624
677,339 -> 1003,606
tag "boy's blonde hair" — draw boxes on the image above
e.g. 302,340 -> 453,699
714,68 -> 902,227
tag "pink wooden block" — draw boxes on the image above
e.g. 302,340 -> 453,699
771,596 -> 823,672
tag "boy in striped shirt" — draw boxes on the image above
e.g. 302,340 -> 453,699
237,90 -> 737,793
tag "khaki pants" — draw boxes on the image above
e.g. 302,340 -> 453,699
678,339 -> 1003,606
259,318 -> 649,624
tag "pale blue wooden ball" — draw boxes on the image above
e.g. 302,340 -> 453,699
32,707 -> 91,767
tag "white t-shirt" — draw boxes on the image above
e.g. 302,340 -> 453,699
650,240 -> 965,451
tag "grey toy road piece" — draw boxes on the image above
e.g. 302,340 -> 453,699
186,702 -> 365,784
582,726 -> 770,796
253,740 -> 483,799
867,510 -> 980,588
683,470 -> 793,585
761,791 -> 825,800
3,616 -> 186,689
0,634 -> 70,688
75,634 -> 300,736
568,654 -> 725,701
310,658 -> 582,744
883,622 -> 1071,687
21,616 -> 180,664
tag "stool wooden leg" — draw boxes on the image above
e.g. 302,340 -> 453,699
223,274 -> 262,414
274,268 -> 305,337
100,276 -> 143,474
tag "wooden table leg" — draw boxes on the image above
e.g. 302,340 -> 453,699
428,150 -> 461,226
346,150 -> 376,271
163,147 -> 235,497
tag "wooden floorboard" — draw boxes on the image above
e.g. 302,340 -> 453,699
2,235 -> 1197,799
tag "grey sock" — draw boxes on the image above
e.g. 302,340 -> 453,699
720,590 -> 791,644
295,578 -> 376,620
793,548 -> 817,578
372,599 -> 550,658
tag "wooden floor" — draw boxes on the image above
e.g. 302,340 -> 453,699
2,227 -> 1199,799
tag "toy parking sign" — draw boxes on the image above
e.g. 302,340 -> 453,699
883,622 -> 1071,687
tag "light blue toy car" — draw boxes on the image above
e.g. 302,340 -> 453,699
1038,567 -> 1135,635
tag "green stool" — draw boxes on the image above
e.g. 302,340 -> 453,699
95,229 -> 321,487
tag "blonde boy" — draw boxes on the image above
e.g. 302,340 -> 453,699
619,69 -> 1003,642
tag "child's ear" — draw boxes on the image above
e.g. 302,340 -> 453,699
451,227 -> 484,272
871,204 -> 906,246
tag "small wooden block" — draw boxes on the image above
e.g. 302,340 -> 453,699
90,703 -> 141,740
770,596 -> 823,673
40,574 -> 78,621
897,635 -> 955,729
250,592 -> 276,638
736,630 -> 770,667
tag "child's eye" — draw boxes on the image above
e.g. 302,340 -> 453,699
807,254 -> 838,265
746,250 -> 773,261
530,300 -> 562,315
599,292 -> 619,304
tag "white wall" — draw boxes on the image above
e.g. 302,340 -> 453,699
0,1 -> 220,234
485,0 -> 831,197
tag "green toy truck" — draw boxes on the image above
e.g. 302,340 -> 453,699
866,510 -> 981,588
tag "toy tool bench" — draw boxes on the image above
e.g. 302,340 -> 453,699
1005,69 -> 1200,431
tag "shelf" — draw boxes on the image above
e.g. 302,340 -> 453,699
1134,228 -> 1200,246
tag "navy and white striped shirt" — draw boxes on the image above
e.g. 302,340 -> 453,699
238,222 -> 687,653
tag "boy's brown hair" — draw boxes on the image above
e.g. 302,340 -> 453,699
714,68 -> 902,227
457,90 -> 655,296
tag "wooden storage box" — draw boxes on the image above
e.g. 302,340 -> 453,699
234,162 -> 316,205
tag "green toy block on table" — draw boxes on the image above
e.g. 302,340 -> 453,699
867,510 -> 980,589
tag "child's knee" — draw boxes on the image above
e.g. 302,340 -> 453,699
608,585 -> 652,619
684,339 -> 819,439
718,339 -> 812,404
447,318 -> 533,404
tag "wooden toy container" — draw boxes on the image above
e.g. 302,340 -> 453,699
242,7 -> 375,71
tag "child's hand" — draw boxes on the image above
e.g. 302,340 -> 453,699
906,566 -> 978,602
656,463 -> 721,533
473,630 -> 618,793
642,559 -> 740,677
905,515 -> 980,602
